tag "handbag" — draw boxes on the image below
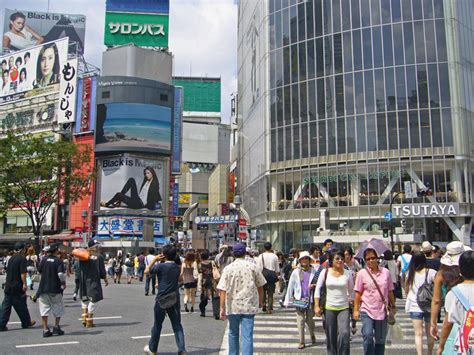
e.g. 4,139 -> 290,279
71,248 -> 90,262
261,254 -> 278,284
31,273 -> 41,283
158,291 -> 178,309
319,267 -> 329,314
290,298 -> 310,308
366,268 -> 396,325
212,261 -> 221,281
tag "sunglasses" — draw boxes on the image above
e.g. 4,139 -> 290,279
365,257 -> 377,261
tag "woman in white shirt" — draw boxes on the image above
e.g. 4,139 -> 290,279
315,249 -> 354,355
3,12 -> 43,51
405,252 -> 437,355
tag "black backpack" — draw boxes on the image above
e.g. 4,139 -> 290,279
416,270 -> 434,312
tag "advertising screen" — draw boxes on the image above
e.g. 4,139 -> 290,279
98,154 -> 165,214
3,9 -> 86,54
104,12 -> 168,48
95,102 -> 172,153
0,38 -> 68,105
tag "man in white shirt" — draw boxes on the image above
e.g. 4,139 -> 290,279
397,244 -> 412,284
256,242 -> 280,314
144,249 -> 157,296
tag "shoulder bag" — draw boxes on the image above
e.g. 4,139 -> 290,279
319,267 -> 329,314
366,268 -> 396,325
261,254 -> 278,285
212,261 -> 221,281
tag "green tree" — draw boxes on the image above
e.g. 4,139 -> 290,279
0,131 -> 94,248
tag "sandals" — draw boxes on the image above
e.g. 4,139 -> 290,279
298,343 -> 305,349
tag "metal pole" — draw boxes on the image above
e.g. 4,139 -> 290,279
389,191 -> 402,252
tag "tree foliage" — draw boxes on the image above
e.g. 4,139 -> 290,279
0,131 -> 94,237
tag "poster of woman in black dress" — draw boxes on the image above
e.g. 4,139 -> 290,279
101,166 -> 162,211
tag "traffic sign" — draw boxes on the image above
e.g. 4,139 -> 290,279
384,212 -> 392,221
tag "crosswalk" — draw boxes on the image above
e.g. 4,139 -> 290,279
251,298 -> 422,354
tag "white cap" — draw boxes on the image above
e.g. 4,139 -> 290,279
421,241 -> 434,253
298,251 -> 311,260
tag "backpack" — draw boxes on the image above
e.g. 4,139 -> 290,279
26,257 -> 34,267
400,255 -> 410,274
125,258 -> 132,267
416,270 -> 433,312
201,262 -> 213,288
451,286 -> 474,354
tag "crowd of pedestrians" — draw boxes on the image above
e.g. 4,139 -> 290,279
1,238 -> 474,355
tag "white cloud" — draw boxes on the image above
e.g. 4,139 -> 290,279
1,0 -> 237,122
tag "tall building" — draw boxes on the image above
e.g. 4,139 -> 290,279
237,0 -> 474,251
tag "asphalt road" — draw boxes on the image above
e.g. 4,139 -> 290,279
0,275 -> 226,355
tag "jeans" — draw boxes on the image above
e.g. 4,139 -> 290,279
138,266 -> 145,281
361,312 -> 388,355
149,299 -> 186,354
0,292 -> 32,328
145,274 -> 156,294
324,308 -> 350,355
263,283 -> 276,310
228,314 -> 255,355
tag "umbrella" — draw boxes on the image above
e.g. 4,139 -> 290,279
355,238 -> 390,259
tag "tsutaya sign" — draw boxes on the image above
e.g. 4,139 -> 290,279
393,204 -> 459,218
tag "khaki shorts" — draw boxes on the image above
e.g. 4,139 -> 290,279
39,293 -> 65,317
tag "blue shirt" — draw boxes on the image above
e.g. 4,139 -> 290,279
151,261 -> 180,298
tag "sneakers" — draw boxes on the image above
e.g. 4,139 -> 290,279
43,329 -> 53,337
73,293 -> 77,301
144,345 -> 157,355
52,326 -> 64,336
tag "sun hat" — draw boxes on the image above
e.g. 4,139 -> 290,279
421,241 -> 434,253
440,241 -> 472,266
298,251 -> 311,260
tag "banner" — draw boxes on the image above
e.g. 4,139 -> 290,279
104,12 -> 169,48
75,76 -> 97,133
98,154 -> 165,213
0,101 -> 57,132
97,216 -> 163,237
0,38 -> 68,105
106,0 -> 169,14
58,58 -> 78,123
172,86 -> 183,174
3,9 -> 86,54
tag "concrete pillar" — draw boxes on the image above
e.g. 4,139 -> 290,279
271,179 -> 278,211
351,178 -> 360,206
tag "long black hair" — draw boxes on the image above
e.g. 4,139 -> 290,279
140,166 -> 162,208
405,251 -> 427,292
36,42 -> 60,84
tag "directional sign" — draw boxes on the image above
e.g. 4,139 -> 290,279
384,212 -> 392,221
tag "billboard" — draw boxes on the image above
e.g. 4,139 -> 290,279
98,154 -> 165,214
106,0 -> 169,14
104,12 -> 169,48
97,216 -> 163,238
0,38 -> 68,105
75,76 -> 98,133
3,9 -> 86,54
96,102 -> 171,153
58,58 -> 78,124
0,101 -> 57,132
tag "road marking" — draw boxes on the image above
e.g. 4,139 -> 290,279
76,316 -> 122,321
8,322 -> 21,324
16,341 -> 79,349
131,333 -> 174,340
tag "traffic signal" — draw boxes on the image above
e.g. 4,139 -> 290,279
382,228 -> 390,238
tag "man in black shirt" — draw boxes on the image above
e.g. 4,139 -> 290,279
144,245 -> 187,355
0,242 -> 36,331
37,243 -> 66,337
422,241 -> 441,271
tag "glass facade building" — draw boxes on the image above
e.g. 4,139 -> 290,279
237,0 -> 474,251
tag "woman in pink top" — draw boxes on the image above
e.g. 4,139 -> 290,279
353,248 -> 396,355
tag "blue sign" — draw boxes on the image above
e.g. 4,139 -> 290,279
106,0 -> 169,14
194,215 -> 237,225
172,182 -> 179,216
384,212 -> 392,221
171,86 -> 183,174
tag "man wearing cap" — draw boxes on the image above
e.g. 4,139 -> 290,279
36,243 -> 66,337
217,243 -> 266,355
421,241 -> 440,271
79,240 -> 108,328
0,242 -> 36,331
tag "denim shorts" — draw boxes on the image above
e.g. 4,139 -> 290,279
409,311 -> 430,321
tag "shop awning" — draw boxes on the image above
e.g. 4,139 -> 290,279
48,232 -> 77,241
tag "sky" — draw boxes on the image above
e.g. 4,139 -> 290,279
1,0 -> 238,122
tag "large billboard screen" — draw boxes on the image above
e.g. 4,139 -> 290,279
104,12 -> 168,48
3,9 -> 86,54
106,0 -> 169,14
98,154 -> 165,214
0,38 -> 68,105
95,102 -> 171,153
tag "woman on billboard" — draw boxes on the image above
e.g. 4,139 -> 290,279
33,42 -> 60,88
101,167 -> 162,210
